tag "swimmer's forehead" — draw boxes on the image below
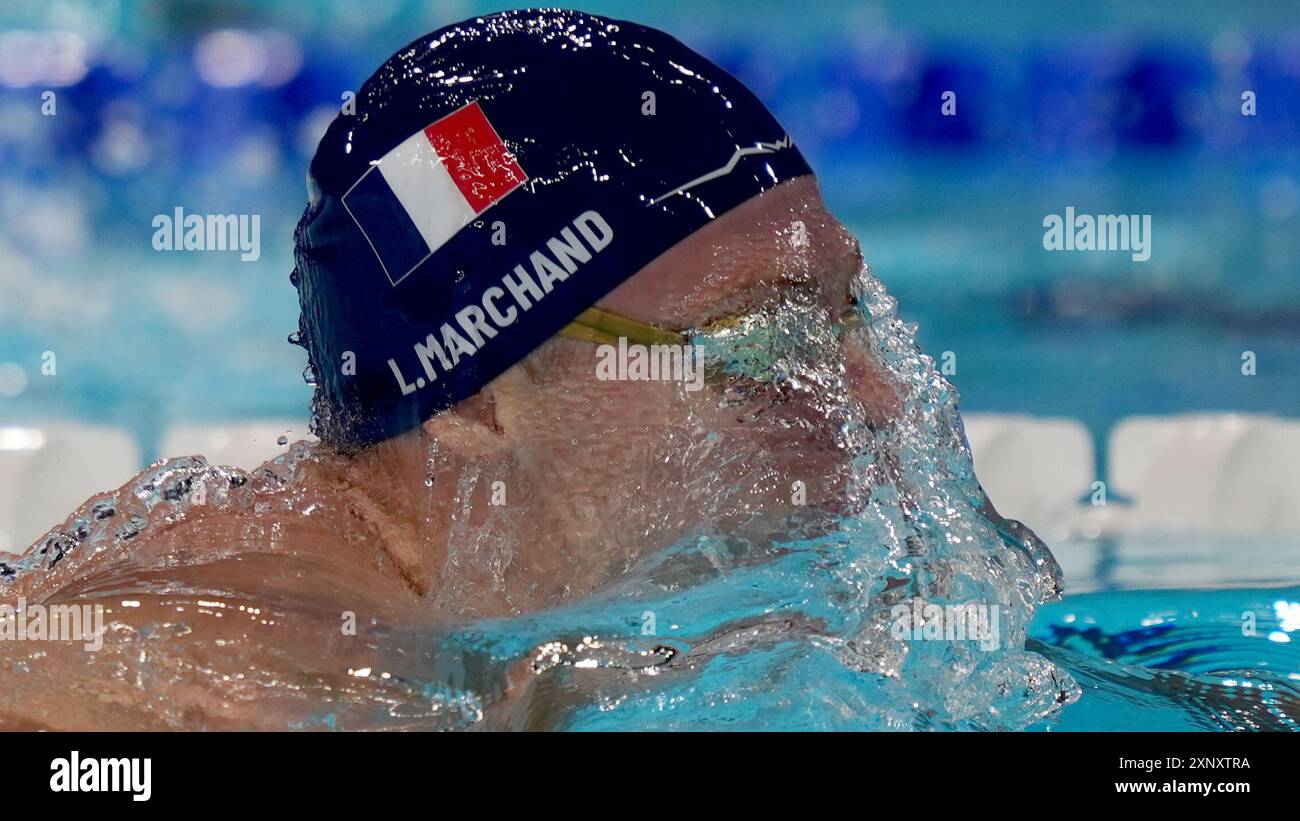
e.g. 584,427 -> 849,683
597,177 -> 861,329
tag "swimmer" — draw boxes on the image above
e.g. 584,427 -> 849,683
0,10 -> 917,730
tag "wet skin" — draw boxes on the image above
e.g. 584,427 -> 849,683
0,176 -> 900,729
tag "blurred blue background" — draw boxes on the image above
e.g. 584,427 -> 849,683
1,0 -> 1298,463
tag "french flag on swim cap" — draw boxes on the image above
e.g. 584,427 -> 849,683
341,101 -> 527,286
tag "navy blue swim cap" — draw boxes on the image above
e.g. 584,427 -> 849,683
293,9 -> 812,447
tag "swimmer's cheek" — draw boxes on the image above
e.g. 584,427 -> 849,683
845,343 -> 901,427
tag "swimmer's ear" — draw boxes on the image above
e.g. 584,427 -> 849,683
421,382 -> 512,459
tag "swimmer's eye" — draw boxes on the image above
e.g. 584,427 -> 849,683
558,286 -> 861,388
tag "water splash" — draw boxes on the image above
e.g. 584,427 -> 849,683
4,258 -> 1084,729
441,260 -> 1080,729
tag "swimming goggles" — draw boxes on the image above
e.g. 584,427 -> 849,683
558,288 -> 861,386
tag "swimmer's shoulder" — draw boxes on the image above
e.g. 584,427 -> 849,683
1,450 -> 366,601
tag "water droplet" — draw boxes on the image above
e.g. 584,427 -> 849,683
117,514 -> 146,541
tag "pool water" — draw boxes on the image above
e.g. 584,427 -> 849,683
396,537 -> 1298,731
1028,586 -> 1300,731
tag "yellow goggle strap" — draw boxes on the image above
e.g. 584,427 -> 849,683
559,306 -> 688,347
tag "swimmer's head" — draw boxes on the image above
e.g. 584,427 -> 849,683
291,9 -> 816,448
